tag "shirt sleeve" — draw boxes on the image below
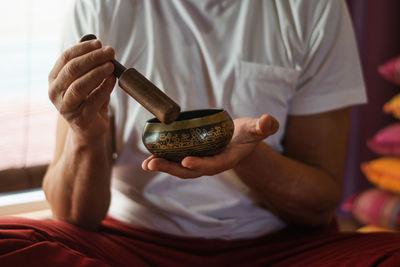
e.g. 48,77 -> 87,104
288,0 -> 367,115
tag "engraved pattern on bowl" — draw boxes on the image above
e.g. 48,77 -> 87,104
142,109 -> 234,162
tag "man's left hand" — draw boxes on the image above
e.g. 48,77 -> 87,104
141,114 -> 279,178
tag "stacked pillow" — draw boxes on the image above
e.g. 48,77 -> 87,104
378,56 -> 400,86
342,188 -> 400,230
361,157 -> 400,193
344,56 -> 400,231
383,94 -> 400,119
367,123 -> 400,156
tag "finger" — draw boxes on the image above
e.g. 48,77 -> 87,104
49,40 -> 102,82
49,46 -> 115,107
145,158 -> 203,179
57,46 -> 115,91
79,75 -> 116,121
61,62 -> 114,111
181,148 -> 238,174
142,155 -> 156,170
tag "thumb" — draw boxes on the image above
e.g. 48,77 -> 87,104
256,114 -> 279,136
232,114 -> 279,144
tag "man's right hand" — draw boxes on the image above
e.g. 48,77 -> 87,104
48,39 -> 116,143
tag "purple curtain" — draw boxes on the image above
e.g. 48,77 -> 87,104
342,0 -> 400,206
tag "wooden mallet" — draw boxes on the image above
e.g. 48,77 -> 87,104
80,34 -> 181,124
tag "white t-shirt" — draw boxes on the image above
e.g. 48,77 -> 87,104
61,0 -> 367,239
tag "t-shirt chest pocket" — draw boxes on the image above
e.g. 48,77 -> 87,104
229,61 -> 300,151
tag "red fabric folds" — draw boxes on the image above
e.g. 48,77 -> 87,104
0,216 -> 400,266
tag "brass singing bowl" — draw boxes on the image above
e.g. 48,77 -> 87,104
142,109 -> 234,162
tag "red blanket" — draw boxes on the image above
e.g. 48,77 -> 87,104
0,216 -> 399,266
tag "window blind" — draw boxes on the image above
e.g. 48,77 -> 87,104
0,0 -> 67,170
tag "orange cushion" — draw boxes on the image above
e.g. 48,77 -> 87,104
361,157 -> 400,194
383,93 -> 400,119
357,224 -> 397,233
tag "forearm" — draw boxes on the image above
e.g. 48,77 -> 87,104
143,111 -> 348,227
43,130 -> 112,230
234,142 -> 342,227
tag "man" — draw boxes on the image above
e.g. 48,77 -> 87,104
1,0 -> 400,266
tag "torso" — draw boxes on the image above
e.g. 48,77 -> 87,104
58,0 -> 363,239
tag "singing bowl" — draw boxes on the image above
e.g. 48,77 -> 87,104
142,109 -> 234,162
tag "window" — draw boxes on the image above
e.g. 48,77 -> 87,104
0,0 -> 68,170
0,0 -> 69,216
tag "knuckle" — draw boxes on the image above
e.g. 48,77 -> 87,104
90,47 -> 114,63
48,87 -> 58,103
61,48 -> 72,64
64,61 -> 79,77
103,47 -> 115,59
58,105 -> 69,116
68,82 -> 84,100
88,51 -> 98,63
87,50 -> 104,66
47,72 -> 54,83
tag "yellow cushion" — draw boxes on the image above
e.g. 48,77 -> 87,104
361,157 -> 400,194
357,224 -> 397,233
384,93 -> 400,119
